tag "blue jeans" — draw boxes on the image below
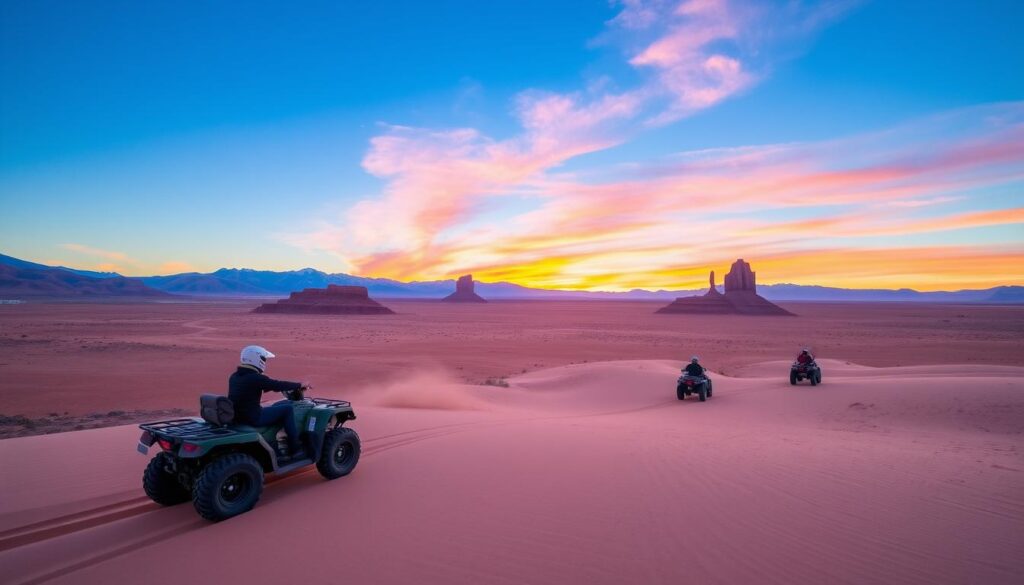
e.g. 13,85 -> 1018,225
256,403 -> 299,451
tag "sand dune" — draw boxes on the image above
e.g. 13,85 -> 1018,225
1,359 -> 1021,585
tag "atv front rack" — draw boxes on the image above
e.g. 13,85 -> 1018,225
139,418 -> 239,440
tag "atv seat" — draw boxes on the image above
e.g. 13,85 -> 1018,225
199,394 -> 235,427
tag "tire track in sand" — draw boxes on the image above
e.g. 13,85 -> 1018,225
0,419 -> 491,555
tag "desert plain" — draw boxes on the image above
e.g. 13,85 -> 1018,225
1,299 -> 1022,584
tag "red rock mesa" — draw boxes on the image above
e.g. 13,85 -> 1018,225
656,259 -> 794,316
253,285 -> 394,314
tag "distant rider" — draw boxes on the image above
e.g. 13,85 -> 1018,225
684,356 -> 706,377
796,348 -> 815,365
228,345 -> 311,459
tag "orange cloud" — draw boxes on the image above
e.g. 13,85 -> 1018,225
748,247 -> 1024,290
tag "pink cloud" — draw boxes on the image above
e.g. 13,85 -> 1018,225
628,0 -> 753,120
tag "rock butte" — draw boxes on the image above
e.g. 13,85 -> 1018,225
656,259 -> 794,316
442,274 -> 487,303
253,285 -> 394,315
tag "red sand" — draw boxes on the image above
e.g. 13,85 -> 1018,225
0,301 -> 1022,584
1,359 -> 1022,584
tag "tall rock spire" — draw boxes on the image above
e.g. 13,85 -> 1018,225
723,259 -> 757,292
442,274 -> 488,302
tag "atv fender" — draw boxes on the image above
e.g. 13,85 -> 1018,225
176,430 -> 265,460
303,408 -> 353,462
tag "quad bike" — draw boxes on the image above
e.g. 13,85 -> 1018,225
676,373 -> 713,401
137,388 -> 359,521
790,362 -> 822,386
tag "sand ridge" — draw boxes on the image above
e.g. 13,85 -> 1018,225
0,358 -> 1021,584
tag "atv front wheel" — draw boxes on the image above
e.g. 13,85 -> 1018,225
143,452 -> 190,506
192,453 -> 264,521
317,427 -> 361,480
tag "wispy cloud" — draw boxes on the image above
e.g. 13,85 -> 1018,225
61,243 -> 133,262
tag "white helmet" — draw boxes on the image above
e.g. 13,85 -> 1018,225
241,345 -> 275,373
691,355 -> 700,363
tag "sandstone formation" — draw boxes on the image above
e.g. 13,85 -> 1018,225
724,259 -> 756,292
656,259 -> 794,316
442,274 -> 487,303
253,285 -> 394,315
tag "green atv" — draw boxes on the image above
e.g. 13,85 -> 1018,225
137,388 -> 359,521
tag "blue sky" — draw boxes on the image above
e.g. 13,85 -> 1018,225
1,0 -> 1022,289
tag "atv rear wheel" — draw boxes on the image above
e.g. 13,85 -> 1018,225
676,384 -> 686,400
810,372 -> 817,386
815,370 -> 822,385
698,385 -> 707,402
790,371 -> 798,385
143,452 -> 190,506
192,453 -> 263,521
317,427 -> 361,480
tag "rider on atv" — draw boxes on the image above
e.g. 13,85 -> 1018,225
684,356 -> 706,377
796,348 -> 815,365
228,345 -> 311,459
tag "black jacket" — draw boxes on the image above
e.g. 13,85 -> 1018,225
228,366 -> 302,424
684,363 -> 705,377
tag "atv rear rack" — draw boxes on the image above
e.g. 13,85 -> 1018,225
309,397 -> 351,409
139,418 -> 239,440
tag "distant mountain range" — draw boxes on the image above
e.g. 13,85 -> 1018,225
1,252 -> 1021,303
0,255 -> 168,298
0,253 -> 123,279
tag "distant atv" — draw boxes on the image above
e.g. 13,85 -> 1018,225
137,388 -> 359,521
676,373 -> 713,401
790,362 -> 822,386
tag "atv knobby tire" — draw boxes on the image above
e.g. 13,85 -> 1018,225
698,385 -> 707,402
192,453 -> 263,521
815,370 -> 822,385
143,452 -> 190,506
810,372 -> 818,386
707,379 -> 713,397
676,385 -> 686,400
317,427 -> 361,480
790,371 -> 798,385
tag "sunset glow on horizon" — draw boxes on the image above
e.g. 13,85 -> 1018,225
2,0 -> 1022,291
